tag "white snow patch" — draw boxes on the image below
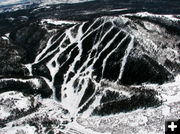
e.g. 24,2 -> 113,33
1,36 -> 9,40
143,21 -> 161,33
82,93 -> 102,118
0,106 -> 10,119
24,64 -> 33,76
37,0 -> 94,6
5,33 -> 10,37
124,12 -> 180,22
41,19 -> 78,26
101,31 -> 128,79
0,125 -> 37,134
162,106 -> 171,116
118,36 -> 134,81
106,87 -> 132,98
66,121 -> 111,134
0,0 -> 21,6
0,78 -> 41,89
162,90 -> 180,104
0,91 -> 31,110
34,35 -> 54,63
110,8 -> 129,12
162,75 -> 180,88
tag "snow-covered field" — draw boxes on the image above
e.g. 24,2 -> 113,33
77,75 -> 180,134
0,74 -> 179,134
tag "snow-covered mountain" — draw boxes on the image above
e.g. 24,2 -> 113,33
0,1 -> 180,133
0,0 -> 93,5
0,0 -> 94,13
34,0 -> 94,5
0,0 -> 29,6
